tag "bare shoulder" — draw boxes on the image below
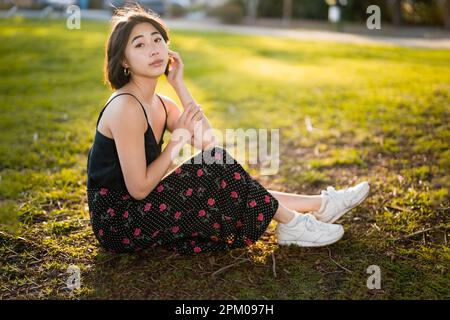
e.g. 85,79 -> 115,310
98,93 -> 147,137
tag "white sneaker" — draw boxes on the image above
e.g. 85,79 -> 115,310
313,181 -> 370,224
276,213 -> 344,247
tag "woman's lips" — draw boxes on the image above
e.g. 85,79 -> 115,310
150,59 -> 164,67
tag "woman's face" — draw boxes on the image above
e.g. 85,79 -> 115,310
123,22 -> 168,78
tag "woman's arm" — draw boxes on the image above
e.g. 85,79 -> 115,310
171,81 -> 217,150
111,96 -> 198,200
165,49 -> 217,150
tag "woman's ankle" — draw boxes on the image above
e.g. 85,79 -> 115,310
280,212 -> 299,227
276,208 -> 297,224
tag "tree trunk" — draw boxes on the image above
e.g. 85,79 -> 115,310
389,0 -> 402,26
246,0 -> 259,22
282,0 -> 292,28
445,0 -> 450,29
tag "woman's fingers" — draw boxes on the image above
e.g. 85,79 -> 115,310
168,50 -> 181,59
188,111 -> 204,132
168,50 -> 183,65
188,104 -> 203,121
190,109 -> 203,123
183,103 -> 196,121
179,103 -> 192,123
179,103 -> 203,133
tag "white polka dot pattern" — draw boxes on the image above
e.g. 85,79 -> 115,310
87,146 -> 279,255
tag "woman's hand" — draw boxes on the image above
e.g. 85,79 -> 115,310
165,49 -> 184,87
170,102 -> 204,143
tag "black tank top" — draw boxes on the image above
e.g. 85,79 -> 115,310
86,92 -> 168,191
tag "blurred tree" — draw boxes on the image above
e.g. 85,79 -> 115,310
445,0 -> 450,28
216,0 -> 246,24
253,0 -> 448,27
402,0 -> 446,26
245,0 -> 259,22
294,0 -> 328,19
389,0 -> 403,25
282,0 -> 293,27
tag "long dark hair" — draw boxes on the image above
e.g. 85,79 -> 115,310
104,2 -> 171,90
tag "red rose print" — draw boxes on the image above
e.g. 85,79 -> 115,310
220,179 -> 227,189
100,188 -> 108,196
159,203 -> 167,211
234,172 -> 241,180
123,211 -> 129,219
211,236 -> 219,241
249,200 -> 257,207
191,240 -> 196,246
98,229 -> 104,236
198,210 -> 206,217
122,194 -> 130,200
213,223 -> 221,229
257,213 -> 264,221
230,191 -> 238,199
175,167 -> 182,174
245,239 -> 253,246
134,228 -> 141,236
151,230 -> 159,238
207,198 -> 215,206
157,184 -> 164,192
194,247 -> 202,253
197,168 -> 203,177
185,188 -> 193,196
107,208 -> 115,217
236,220 -> 243,228
265,195 -> 270,203
122,238 -> 130,245
144,203 -> 152,211
174,211 -> 182,220
224,215 -> 231,221
171,226 -> 179,234
192,232 -> 199,237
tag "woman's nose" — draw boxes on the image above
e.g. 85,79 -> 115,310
149,48 -> 159,57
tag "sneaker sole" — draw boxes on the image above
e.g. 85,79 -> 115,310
277,228 -> 344,247
327,182 -> 370,224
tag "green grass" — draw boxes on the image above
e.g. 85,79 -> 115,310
0,16 -> 449,299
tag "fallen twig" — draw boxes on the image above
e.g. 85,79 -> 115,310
271,252 -> 277,278
385,205 -> 413,213
327,248 -> 353,274
390,225 -> 449,242
211,258 -> 249,278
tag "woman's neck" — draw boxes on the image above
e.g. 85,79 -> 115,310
123,76 -> 158,106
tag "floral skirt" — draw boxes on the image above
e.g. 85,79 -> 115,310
86,146 -> 279,255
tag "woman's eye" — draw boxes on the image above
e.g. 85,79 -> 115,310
135,43 -> 144,48
155,38 -> 162,43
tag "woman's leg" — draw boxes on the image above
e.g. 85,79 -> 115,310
272,200 -> 296,224
268,190 -> 322,213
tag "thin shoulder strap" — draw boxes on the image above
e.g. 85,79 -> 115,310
156,93 -> 169,135
95,92 -> 148,128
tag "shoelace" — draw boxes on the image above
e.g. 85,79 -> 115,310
302,214 -> 328,232
324,186 -> 351,208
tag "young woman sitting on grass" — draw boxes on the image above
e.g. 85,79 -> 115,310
86,3 -> 370,255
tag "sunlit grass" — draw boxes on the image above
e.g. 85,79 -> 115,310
0,17 -> 449,299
